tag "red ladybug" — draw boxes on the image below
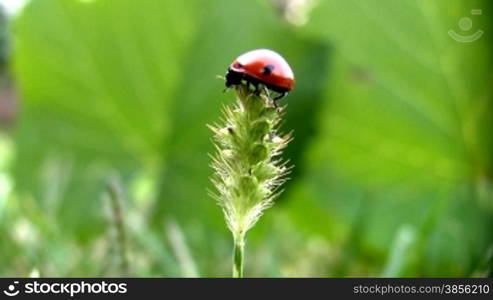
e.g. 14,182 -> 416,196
225,49 -> 295,102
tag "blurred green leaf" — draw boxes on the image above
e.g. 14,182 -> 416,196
285,0 -> 493,275
11,0 -> 201,235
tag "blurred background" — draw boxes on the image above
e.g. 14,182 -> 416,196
0,0 -> 492,277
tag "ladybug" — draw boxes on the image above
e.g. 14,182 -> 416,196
225,49 -> 295,103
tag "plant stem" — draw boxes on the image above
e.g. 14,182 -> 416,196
233,233 -> 245,278
107,179 -> 129,276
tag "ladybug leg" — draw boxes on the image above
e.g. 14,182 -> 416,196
252,81 -> 260,95
244,81 -> 254,93
273,92 -> 288,110
272,92 -> 287,101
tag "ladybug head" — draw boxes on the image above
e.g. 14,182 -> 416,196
225,68 -> 243,88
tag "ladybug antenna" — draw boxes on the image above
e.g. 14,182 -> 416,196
215,75 -> 226,80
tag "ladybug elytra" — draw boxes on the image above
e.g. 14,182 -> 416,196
225,49 -> 295,103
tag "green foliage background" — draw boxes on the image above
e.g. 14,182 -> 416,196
0,0 -> 492,277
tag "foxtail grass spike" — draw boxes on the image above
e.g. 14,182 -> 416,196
209,85 -> 292,277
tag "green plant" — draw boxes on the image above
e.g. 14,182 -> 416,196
209,85 -> 291,277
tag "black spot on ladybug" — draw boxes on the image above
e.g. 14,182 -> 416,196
262,64 -> 275,76
233,62 -> 243,69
